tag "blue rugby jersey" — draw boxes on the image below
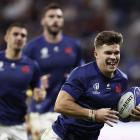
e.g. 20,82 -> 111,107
24,35 -> 82,113
52,61 -> 128,139
0,51 -> 40,125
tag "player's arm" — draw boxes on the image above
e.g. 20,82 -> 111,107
55,90 -> 119,127
30,60 -> 46,102
40,74 -> 51,89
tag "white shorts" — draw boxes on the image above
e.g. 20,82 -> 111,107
29,112 -> 60,139
41,125 -> 61,140
39,112 -> 60,131
0,123 -> 28,140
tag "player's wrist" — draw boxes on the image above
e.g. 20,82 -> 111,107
88,109 -> 96,121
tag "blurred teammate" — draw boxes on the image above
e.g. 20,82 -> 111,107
0,23 -> 45,140
41,31 -> 128,140
24,2 -> 83,134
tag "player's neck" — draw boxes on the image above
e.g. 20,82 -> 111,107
44,31 -> 63,44
96,62 -> 115,78
5,48 -> 22,60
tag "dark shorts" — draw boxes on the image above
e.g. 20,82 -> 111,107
63,131 -> 100,140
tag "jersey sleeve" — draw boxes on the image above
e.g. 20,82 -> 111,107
61,67 -> 85,100
74,40 -> 84,67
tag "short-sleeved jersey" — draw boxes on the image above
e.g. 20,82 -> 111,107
53,61 -> 128,139
0,51 -> 40,125
24,35 -> 82,112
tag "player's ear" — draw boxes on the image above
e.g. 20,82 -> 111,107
4,32 -> 8,42
94,50 -> 98,59
41,18 -> 45,26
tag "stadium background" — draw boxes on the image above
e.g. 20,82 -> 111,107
0,0 -> 140,139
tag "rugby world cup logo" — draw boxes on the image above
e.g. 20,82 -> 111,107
92,83 -> 100,94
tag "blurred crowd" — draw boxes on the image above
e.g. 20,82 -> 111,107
1,0 -> 140,86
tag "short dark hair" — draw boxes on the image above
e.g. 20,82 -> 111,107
94,31 -> 123,48
6,22 -> 27,33
41,3 -> 62,18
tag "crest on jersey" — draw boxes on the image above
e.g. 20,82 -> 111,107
64,47 -> 73,55
21,65 -> 30,73
40,48 -> 49,58
92,83 -> 100,94
115,84 -> 122,93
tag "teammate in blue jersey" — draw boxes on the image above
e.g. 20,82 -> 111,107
0,23 -> 45,140
41,31 -> 128,140
24,2 -> 83,135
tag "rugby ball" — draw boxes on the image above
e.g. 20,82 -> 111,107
118,87 -> 140,119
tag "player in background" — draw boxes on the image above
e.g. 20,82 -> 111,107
0,23 -> 45,140
24,2 -> 83,136
41,31 -> 128,140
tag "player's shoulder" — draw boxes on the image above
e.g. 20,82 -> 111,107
0,51 -> 4,56
63,35 -> 80,44
116,68 -> 128,80
72,61 -> 96,76
0,51 -> 5,59
22,55 -> 38,65
27,35 -> 44,46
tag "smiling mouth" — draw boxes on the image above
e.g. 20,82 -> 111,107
106,60 -> 118,67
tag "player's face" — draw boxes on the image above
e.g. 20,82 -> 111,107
42,9 -> 64,35
94,44 -> 120,77
5,27 -> 27,51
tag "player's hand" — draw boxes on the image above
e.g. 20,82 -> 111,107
33,88 -> 46,102
40,74 -> 50,89
95,108 -> 119,127
130,106 -> 140,120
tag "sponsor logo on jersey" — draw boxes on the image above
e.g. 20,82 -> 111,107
53,46 -> 59,52
106,83 -> 111,90
11,63 -> 16,68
